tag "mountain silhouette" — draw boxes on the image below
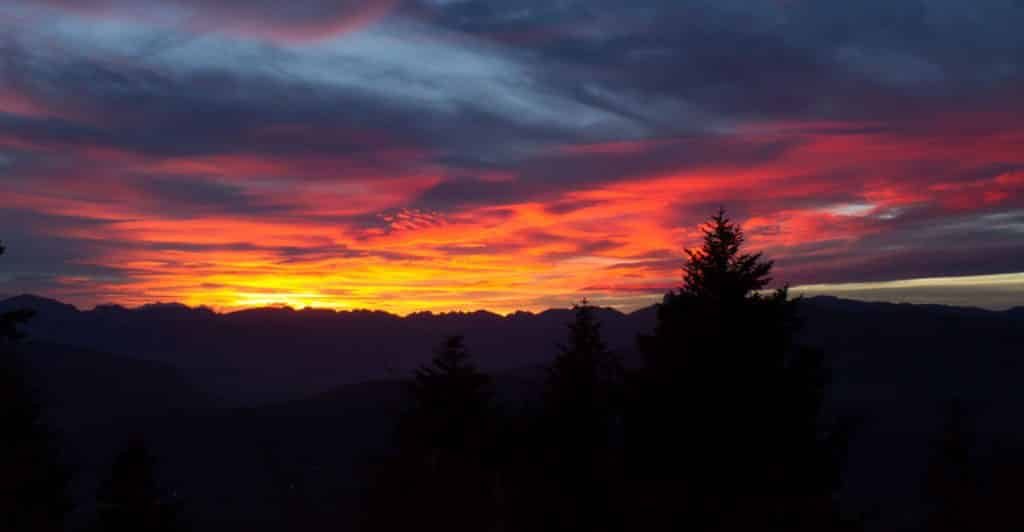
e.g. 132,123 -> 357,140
0,295 -> 648,404
2,294 -> 1019,404
4,293 -> 1024,531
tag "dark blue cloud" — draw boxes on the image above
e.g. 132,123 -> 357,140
1,0 -> 1022,308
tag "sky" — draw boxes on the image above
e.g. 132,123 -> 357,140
1,0 -> 1022,314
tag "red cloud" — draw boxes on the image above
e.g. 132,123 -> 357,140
3,112 -> 1023,313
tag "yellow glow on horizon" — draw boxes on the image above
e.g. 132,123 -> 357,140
793,272 -> 1024,292
792,273 -> 1024,310
7,117 -> 1023,315
144,271 -> 1024,316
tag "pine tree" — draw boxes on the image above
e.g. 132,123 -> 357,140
546,301 -> 622,421
0,242 -> 72,532
630,210 -> 846,531
92,439 -> 182,532
407,335 -> 493,458
537,301 -> 624,531
641,209 -> 793,374
361,336 -> 496,532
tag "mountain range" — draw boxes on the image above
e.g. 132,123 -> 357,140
4,294 -> 1023,530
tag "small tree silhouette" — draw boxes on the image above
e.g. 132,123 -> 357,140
91,439 -> 182,532
361,336 -> 497,532
0,242 -> 72,532
545,300 -> 622,419
630,210 -> 846,531
407,335 -> 493,458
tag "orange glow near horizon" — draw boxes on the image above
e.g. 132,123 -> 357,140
4,2 -> 1023,315
4,115 -> 1024,314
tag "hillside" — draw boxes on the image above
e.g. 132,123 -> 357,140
5,294 -> 1024,530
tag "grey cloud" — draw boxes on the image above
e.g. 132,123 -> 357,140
1,0 -> 1023,308
139,176 -> 289,217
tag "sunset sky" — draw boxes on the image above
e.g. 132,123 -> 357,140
1,1 -> 1022,313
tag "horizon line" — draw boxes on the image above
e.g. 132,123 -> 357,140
4,271 -> 1022,316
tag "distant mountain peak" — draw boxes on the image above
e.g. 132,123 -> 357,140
0,294 -> 79,313
139,302 -> 192,310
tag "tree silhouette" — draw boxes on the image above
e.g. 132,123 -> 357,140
361,336 -> 497,532
91,439 -> 183,532
630,210 -> 847,531
0,242 -> 72,532
407,335 -> 493,458
545,300 -> 622,420
534,300 -> 624,531
640,209 -> 793,374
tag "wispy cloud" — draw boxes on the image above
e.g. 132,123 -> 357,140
1,0 -> 1022,312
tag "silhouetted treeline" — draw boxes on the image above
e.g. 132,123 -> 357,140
356,212 -> 1024,532
2,244 -> 182,532
5,214 -> 1024,531
359,211 -> 852,531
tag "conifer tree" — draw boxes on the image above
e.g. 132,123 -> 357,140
0,242 -> 72,532
92,439 -> 182,532
641,209 -> 793,374
538,301 -> 624,531
546,301 -> 622,422
631,210 -> 845,531
406,335 -> 493,458
362,336 -> 496,532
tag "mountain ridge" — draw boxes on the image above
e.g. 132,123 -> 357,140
6,292 -> 1021,320
5,292 -> 1023,531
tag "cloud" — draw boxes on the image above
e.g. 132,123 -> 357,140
0,0 -> 1022,312
793,273 -> 1024,310
34,0 -> 400,43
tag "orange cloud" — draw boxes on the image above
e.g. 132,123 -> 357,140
4,114 -> 1023,314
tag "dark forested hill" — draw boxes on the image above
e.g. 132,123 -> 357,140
2,294 -> 1019,406
4,294 -> 1023,531
0,295 -> 650,404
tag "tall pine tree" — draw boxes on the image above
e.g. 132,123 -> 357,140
630,210 -> 847,531
545,301 -> 622,423
537,301 -> 624,531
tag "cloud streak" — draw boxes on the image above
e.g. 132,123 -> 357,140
1,0 -> 1022,312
